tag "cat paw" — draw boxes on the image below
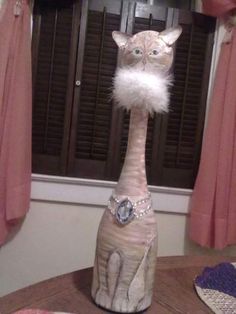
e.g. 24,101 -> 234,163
112,297 -> 130,312
136,295 -> 152,312
94,289 -> 112,309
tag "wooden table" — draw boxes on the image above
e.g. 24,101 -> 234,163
1,256 -> 236,314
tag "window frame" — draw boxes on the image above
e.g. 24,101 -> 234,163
31,0 -> 217,189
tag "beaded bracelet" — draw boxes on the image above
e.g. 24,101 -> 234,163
108,192 -> 153,225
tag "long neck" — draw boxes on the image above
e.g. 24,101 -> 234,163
115,107 -> 149,197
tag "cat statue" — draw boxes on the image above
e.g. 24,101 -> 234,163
91,26 -> 182,313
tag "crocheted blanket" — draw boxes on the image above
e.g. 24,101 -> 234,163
194,262 -> 236,313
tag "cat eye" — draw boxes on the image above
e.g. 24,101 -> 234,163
133,48 -> 143,55
150,49 -> 160,56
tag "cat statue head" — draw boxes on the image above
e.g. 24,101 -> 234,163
112,26 -> 182,74
112,26 -> 182,114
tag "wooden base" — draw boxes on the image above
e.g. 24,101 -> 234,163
91,209 -> 158,313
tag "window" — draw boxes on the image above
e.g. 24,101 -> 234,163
32,0 -> 216,188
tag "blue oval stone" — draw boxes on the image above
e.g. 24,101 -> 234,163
116,198 -> 134,225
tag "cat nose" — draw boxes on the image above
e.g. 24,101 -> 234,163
142,58 -> 147,70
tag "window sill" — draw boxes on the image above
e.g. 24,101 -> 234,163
31,174 -> 192,215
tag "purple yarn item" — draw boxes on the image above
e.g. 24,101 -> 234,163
195,263 -> 236,298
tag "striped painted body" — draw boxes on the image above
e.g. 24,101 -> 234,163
92,209 -> 158,312
91,109 -> 158,312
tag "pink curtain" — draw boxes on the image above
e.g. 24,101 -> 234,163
202,0 -> 236,17
189,0 -> 236,249
0,0 -> 32,245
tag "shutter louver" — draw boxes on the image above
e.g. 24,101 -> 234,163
32,0 -> 76,174
159,12 -> 215,187
164,23 -> 195,170
70,1 -> 122,179
76,10 -> 120,161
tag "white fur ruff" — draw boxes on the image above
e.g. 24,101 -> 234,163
113,68 -> 171,114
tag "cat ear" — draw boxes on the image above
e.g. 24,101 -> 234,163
159,26 -> 182,46
112,31 -> 131,48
